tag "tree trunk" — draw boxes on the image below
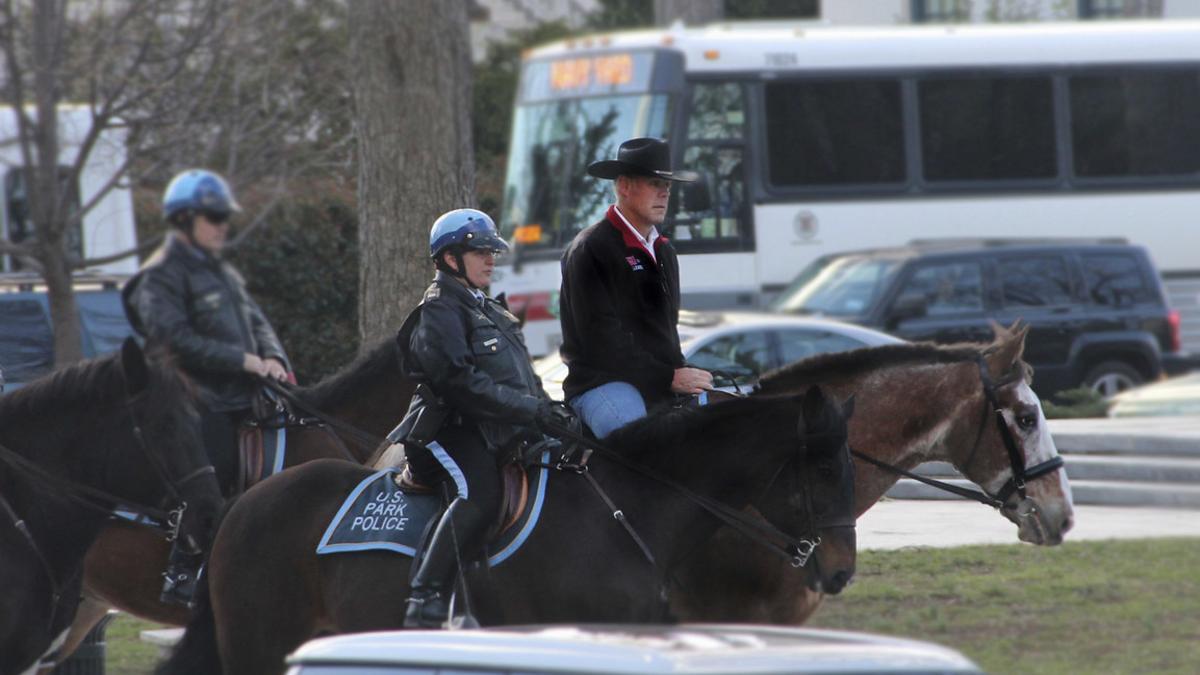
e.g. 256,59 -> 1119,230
350,0 -> 476,345
30,1 -> 84,365
655,0 -> 724,26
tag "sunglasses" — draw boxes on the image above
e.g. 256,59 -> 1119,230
202,211 -> 232,225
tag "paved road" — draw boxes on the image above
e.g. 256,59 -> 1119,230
858,499 -> 1200,550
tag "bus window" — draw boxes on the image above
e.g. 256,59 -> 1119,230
1069,68 -> 1200,178
672,82 -> 750,252
919,75 -> 1057,182
764,79 -> 904,187
687,82 -> 744,140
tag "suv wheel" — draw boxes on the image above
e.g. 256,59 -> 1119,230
1083,361 -> 1144,398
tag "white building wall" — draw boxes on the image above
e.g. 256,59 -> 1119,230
820,0 -> 1198,24
470,0 -> 599,62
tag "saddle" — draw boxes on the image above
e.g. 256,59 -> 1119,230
236,388 -> 292,493
395,461 -> 529,538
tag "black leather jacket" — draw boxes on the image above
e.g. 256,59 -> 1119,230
395,273 -> 545,452
121,235 -> 290,412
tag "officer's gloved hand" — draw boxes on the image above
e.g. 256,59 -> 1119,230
536,400 -> 578,437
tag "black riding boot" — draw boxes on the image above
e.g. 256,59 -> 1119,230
160,538 -> 203,608
403,498 -> 489,628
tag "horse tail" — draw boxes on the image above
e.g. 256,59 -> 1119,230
154,568 -> 222,675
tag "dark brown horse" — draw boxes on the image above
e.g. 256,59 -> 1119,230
158,387 -> 856,675
57,341 -> 411,660
670,322 -> 1076,624
0,340 -> 221,675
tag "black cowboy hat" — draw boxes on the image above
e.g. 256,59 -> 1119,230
587,137 -> 698,183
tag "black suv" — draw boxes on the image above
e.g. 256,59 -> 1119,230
771,239 -> 1189,397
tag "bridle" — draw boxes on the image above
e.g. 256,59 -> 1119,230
850,353 -> 1064,510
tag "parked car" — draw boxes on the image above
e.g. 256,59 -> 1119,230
1107,372 -> 1200,418
770,239 -> 1190,397
285,624 -> 985,675
536,310 -> 904,400
0,273 -> 133,390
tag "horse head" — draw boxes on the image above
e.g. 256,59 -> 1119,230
956,322 -> 1075,545
753,386 -> 857,595
120,339 -> 223,554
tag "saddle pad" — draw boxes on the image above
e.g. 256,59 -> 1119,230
316,452 -> 552,566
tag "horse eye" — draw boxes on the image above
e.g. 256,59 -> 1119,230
1017,414 -> 1038,431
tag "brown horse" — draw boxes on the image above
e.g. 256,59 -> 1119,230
55,341 -> 411,662
670,322 -> 1076,624
158,387 -> 857,675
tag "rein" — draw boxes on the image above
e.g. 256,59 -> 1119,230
847,354 -> 1064,510
260,378 -> 385,459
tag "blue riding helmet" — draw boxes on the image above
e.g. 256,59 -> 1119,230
428,209 -> 509,259
162,169 -> 242,220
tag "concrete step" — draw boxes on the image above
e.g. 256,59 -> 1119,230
913,456 -> 1200,483
1048,417 -> 1200,457
887,477 -> 1200,509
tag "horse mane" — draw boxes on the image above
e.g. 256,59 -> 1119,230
756,340 -> 1029,394
296,339 -> 399,409
0,346 -> 193,425
605,395 -> 801,468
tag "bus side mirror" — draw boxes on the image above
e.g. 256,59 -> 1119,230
681,180 -> 711,213
886,292 -> 927,330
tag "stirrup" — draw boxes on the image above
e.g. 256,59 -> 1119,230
403,590 -> 450,629
160,571 -> 197,608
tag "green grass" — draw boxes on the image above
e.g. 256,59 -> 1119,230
809,538 -> 1200,675
102,614 -> 167,675
99,538 -> 1200,674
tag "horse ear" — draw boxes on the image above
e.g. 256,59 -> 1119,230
121,337 -> 151,395
800,385 -> 827,421
840,394 -> 856,421
985,321 -> 1029,379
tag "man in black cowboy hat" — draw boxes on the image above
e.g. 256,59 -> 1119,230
558,137 -> 712,438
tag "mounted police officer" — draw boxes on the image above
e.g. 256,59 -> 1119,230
122,169 -> 292,606
394,208 -> 574,629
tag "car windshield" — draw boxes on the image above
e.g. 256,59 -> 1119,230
771,255 -> 902,318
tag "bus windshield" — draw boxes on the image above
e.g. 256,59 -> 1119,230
499,93 -> 671,251
771,255 -> 902,318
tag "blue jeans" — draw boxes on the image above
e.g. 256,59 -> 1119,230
569,381 -> 647,439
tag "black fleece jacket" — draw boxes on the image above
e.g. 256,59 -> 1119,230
558,206 -> 684,407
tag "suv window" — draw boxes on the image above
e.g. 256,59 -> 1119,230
998,255 -> 1073,307
897,261 -> 984,316
1081,252 -> 1154,306
771,255 -> 901,317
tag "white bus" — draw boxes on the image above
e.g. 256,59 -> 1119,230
490,20 -> 1200,357
0,105 -> 138,274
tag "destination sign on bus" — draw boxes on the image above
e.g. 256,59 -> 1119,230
520,51 -> 656,101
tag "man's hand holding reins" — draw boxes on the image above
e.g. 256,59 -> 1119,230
671,367 -> 713,395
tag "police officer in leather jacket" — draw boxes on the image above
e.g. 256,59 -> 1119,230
121,169 -> 291,606
396,208 -> 574,629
